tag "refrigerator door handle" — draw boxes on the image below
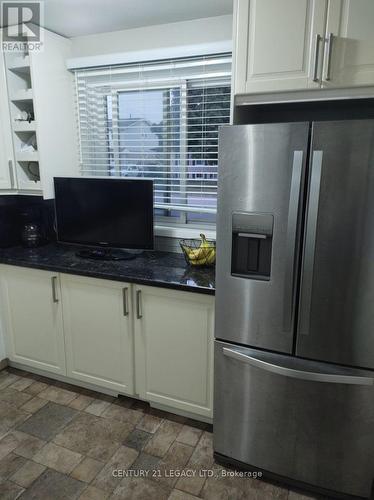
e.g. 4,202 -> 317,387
283,151 -> 304,332
222,348 -> 374,386
299,150 -> 323,336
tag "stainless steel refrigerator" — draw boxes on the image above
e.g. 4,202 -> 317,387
214,120 -> 374,499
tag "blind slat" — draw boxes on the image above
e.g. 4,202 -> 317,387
74,54 -> 231,213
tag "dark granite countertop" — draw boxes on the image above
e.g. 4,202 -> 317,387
0,243 -> 215,295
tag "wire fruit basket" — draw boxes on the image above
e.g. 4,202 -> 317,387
180,234 -> 216,267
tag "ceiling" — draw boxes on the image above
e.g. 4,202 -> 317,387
3,0 -> 233,38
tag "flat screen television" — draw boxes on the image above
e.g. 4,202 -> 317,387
54,177 -> 154,260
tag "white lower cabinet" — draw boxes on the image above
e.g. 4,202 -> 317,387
134,285 -> 215,419
0,266 -> 214,420
0,265 -> 66,375
60,274 -> 134,394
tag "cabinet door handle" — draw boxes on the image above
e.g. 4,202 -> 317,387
136,290 -> 142,319
51,276 -> 59,303
8,160 -> 14,188
122,287 -> 129,316
323,32 -> 334,81
312,34 -> 322,82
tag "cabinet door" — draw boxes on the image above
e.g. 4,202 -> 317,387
0,50 -> 15,190
234,0 -> 327,94
134,285 -> 214,419
0,266 -> 65,374
322,0 -> 374,88
61,274 -> 134,394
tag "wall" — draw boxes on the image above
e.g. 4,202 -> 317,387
69,15 -> 232,65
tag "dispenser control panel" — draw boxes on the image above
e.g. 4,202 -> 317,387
231,212 -> 274,280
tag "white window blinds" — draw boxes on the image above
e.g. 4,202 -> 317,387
74,54 -> 231,217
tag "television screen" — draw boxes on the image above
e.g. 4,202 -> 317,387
54,177 -> 154,250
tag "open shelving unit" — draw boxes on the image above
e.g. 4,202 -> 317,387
5,43 -> 41,192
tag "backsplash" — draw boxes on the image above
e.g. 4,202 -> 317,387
0,195 -> 55,248
0,195 -> 187,253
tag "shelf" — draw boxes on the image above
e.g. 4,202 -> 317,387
7,56 -> 30,73
16,151 -> 39,162
10,89 -> 33,102
13,122 -> 36,132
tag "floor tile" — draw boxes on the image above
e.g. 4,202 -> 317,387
130,452 -> 160,473
165,442 -> 194,467
19,468 -> 86,500
17,402 -> 78,441
11,431 -> 46,459
53,412 -> 134,462
136,414 -> 162,434
68,395 -> 94,411
0,373 -> 20,391
189,432 -> 214,468
79,485 -> 110,500
101,405 -> 143,425
33,442 -> 83,474
38,386 -> 78,406
123,429 -> 152,451
144,420 -> 183,458
0,388 -> 32,408
0,479 -> 25,499
93,446 -> 139,493
168,489 -> 200,500
111,476 -> 170,500
9,378 -> 34,392
201,465 -> 289,500
0,452 -> 26,481
20,397 -> 48,414
153,442 -> 194,490
176,426 -> 202,447
23,381 -> 49,396
175,469 -> 206,497
0,402 -> 30,432
288,491 -> 322,499
70,457 -> 105,483
84,399 -> 111,417
0,433 -> 22,460
10,460 -> 46,488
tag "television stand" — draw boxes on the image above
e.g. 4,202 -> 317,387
75,248 -> 137,261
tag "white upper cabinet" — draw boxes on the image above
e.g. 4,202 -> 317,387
0,49 -> 15,190
234,0 -> 327,94
233,0 -> 374,95
322,0 -> 374,88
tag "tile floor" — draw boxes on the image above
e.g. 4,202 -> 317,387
0,367 -> 328,500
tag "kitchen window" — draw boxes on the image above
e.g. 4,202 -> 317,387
74,54 -> 231,228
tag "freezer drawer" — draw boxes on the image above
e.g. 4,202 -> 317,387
214,341 -> 374,498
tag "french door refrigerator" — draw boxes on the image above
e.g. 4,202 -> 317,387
214,120 -> 374,499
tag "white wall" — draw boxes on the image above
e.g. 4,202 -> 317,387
69,15 -> 232,66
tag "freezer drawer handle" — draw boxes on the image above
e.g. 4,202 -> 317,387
222,348 -> 374,386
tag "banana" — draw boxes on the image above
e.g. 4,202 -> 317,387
182,234 -> 216,265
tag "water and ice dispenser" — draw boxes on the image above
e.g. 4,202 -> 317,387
231,212 -> 273,280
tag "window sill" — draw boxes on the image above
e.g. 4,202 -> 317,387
155,224 -> 216,241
